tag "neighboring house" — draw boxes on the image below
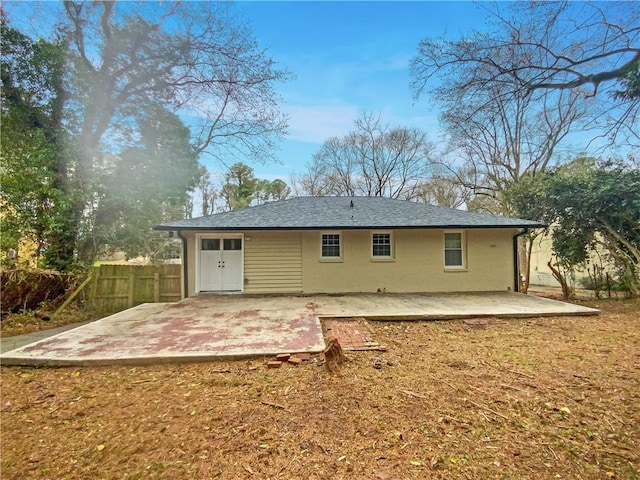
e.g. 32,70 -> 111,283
155,196 -> 544,297
529,229 -> 611,288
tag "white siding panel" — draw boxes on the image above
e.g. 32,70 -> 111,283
244,232 -> 302,293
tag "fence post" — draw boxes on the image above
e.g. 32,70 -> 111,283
128,272 -> 135,308
89,265 -> 100,312
153,272 -> 160,302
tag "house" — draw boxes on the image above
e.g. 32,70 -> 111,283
529,228 -> 612,288
155,196 -> 544,297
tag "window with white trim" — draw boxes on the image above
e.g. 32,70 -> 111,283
372,232 -> 392,258
321,233 -> 341,258
444,232 -> 465,268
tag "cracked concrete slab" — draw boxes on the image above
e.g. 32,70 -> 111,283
0,292 -> 598,366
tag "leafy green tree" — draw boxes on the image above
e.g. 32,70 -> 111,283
84,107 -> 199,260
221,163 -> 259,211
2,3 -> 290,270
255,178 -> 291,205
0,16 -> 76,270
220,163 -> 289,211
265,179 -> 291,202
509,158 -> 640,297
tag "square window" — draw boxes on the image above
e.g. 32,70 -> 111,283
444,232 -> 464,268
321,233 -> 341,258
372,233 -> 392,257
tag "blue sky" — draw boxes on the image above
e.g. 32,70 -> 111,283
4,1 -> 493,180
234,1 -> 487,181
6,1 -> 630,183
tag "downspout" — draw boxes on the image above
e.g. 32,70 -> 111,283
512,228 -> 528,293
176,230 -> 189,299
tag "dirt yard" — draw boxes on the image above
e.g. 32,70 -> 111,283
1,298 -> 638,480
0,307 -> 92,338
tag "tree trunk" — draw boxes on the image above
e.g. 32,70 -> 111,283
547,260 -> 571,300
41,51 -> 82,272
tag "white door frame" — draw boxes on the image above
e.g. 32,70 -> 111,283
195,232 -> 244,293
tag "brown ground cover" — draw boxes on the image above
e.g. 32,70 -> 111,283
1,298 -> 638,480
0,308 -> 92,338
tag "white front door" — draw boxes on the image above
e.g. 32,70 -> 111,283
199,237 -> 243,291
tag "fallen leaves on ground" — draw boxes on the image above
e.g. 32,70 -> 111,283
1,299 -> 639,479
0,307 -> 92,338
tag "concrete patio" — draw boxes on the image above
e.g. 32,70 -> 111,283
0,292 -> 599,366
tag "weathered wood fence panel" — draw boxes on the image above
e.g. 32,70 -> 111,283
89,265 -> 182,314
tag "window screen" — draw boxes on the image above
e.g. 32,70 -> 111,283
321,234 -> 341,258
444,232 -> 463,267
372,233 -> 391,257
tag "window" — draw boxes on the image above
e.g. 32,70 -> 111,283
223,238 -> 242,251
201,239 -> 220,251
372,233 -> 392,258
321,233 -> 341,258
444,232 -> 464,268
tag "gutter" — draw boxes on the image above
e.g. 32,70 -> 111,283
512,228 -> 529,293
176,230 -> 189,299
155,223 -> 545,232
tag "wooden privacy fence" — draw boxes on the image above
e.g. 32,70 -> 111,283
89,264 -> 182,314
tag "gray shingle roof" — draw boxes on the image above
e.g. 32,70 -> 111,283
156,196 -> 544,231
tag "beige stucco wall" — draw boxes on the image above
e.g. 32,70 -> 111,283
183,228 -> 518,295
529,228 -> 610,287
301,228 -> 517,293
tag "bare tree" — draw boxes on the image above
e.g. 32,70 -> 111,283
410,4 -> 597,290
16,1 -> 291,264
63,1 -> 290,170
442,83 -> 584,214
295,113 -> 435,199
411,1 -> 639,146
411,4 -> 590,214
424,76 -> 584,289
414,166 -> 474,209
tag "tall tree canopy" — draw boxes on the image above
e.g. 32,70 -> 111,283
411,1 -> 639,146
61,1 -> 289,167
83,107 -> 199,260
295,113 -> 435,200
409,1 -> 619,286
0,15 -> 70,269
431,75 -> 584,215
220,163 -> 289,211
508,158 -> 640,297
1,3 -> 290,268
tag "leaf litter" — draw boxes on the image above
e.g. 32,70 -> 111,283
1,299 -> 638,479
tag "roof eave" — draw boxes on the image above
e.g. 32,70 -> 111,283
154,223 -> 546,231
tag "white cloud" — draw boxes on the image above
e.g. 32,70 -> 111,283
283,103 -> 361,143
